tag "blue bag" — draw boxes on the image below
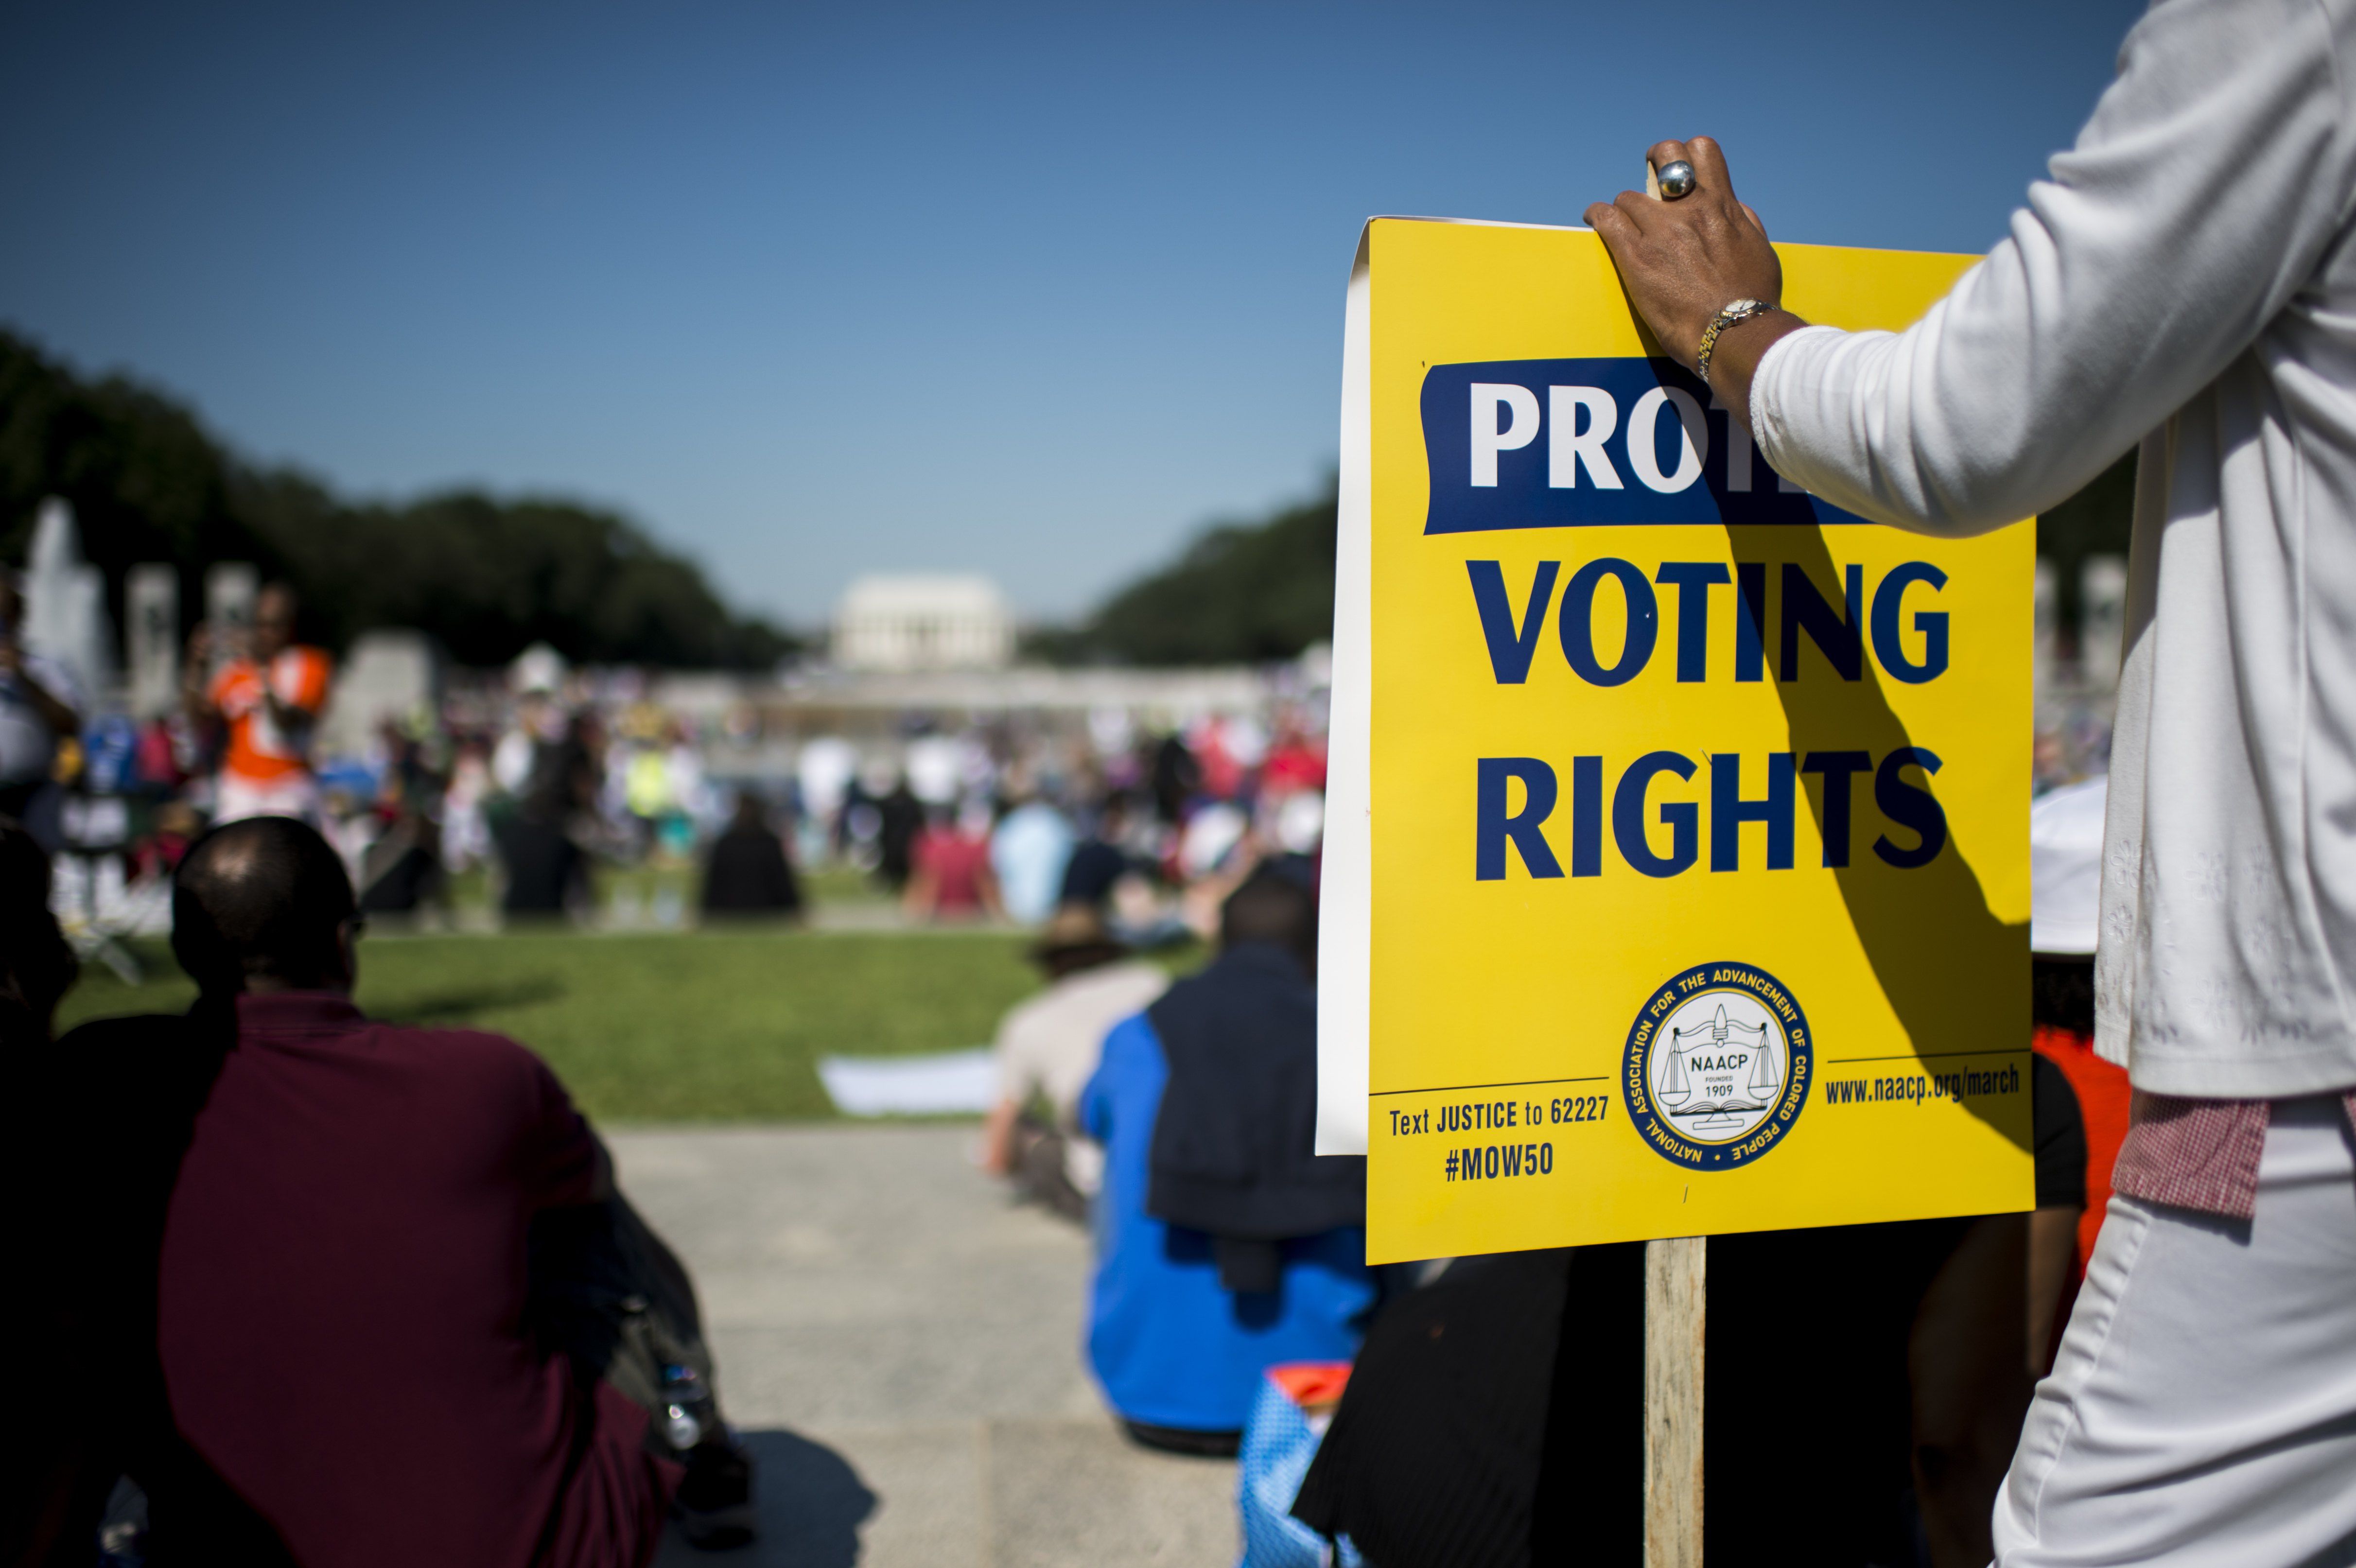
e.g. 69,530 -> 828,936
1237,1363 -> 1363,1568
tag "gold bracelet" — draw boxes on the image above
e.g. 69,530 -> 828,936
1695,299 -> 1774,387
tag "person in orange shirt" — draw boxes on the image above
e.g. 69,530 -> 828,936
183,581 -> 333,825
2022,777 -> 2132,1320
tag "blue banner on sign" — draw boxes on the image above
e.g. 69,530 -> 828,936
1420,358 -> 1867,533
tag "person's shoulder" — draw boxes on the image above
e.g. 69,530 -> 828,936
287,645 -> 334,697
1099,959 -> 1169,996
37,1011 -> 213,1109
344,1021 -> 589,1160
1152,957 -> 1215,1002
1080,1009 -> 1161,1101
53,1010 -> 198,1059
365,1018 -> 560,1089
375,1017 -> 538,1061
1057,959 -> 1169,1011
1096,1008 -> 1162,1065
999,979 -> 1074,1039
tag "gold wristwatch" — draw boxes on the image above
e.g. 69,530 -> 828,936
1695,299 -> 1775,386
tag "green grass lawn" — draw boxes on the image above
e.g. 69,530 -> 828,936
441,862 -> 892,925
55,928 -> 1052,1123
799,865 -> 892,905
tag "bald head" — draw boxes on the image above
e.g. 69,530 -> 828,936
173,817 -> 357,995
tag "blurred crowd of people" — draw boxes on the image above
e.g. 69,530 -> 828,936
13,562 -> 2110,969
6,571 -> 1337,953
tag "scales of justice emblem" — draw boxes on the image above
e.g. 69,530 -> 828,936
1651,993 -> 1785,1142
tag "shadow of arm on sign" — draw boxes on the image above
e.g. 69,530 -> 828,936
1734,521 -> 2030,1154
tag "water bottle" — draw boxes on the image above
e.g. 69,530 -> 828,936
661,1362 -> 714,1452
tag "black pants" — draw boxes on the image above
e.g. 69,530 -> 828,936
526,1191 -> 728,1451
0,778 -> 42,821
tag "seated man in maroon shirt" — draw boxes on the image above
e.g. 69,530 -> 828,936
16,818 -> 745,1565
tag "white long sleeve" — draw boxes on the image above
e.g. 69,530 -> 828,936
1757,0 -> 2356,1097
1755,0 -> 2356,535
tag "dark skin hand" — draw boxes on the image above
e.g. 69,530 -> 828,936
1585,137 -> 1806,438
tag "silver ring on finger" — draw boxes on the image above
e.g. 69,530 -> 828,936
1655,159 -> 1697,200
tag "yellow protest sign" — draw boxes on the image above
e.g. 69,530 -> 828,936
1316,218 -> 2034,1263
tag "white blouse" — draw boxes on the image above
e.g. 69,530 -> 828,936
1752,0 -> 2356,1097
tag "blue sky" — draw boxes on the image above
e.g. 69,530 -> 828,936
0,0 -> 2146,627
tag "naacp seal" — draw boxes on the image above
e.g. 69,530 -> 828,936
1621,961 -> 1813,1171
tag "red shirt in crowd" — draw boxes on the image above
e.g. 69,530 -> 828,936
912,826 -> 992,914
1260,738 -> 1327,796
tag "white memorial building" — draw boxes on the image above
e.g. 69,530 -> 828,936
830,575 -> 1015,672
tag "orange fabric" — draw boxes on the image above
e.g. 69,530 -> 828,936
1269,1360 -> 1353,1410
2033,1023 -> 2134,1266
209,646 -> 332,783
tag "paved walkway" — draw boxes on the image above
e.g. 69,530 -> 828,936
611,1125 -> 1238,1568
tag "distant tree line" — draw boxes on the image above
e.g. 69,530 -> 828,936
0,327 -> 795,668
1035,482 -> 1338,665
1038,447 -> 2136,666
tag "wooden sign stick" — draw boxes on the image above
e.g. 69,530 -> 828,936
1639,168 -> 1698,1560
1645,1235 -> 1705,1568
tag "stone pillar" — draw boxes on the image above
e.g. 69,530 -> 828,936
125,564 -> 179,718
204,562 -> 258,675
2080,556 -> 2129,694
2033,557 -> 2058,704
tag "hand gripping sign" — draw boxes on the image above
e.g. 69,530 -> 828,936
1317,218 -> 2034,1263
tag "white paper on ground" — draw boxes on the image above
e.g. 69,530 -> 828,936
818,1048 -> 998,1116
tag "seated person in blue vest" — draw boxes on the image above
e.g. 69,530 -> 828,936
1079,863 -> 1377,1455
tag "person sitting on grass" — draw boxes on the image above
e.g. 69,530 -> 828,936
699,790 -> 803,921
903,799 -> 1001,923
496,776 -> 592,920
1078,865 -> 1378,1455
1056,792 -> 1138,912
980,903 -> 1168,1221
13,816 -> 752,1565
